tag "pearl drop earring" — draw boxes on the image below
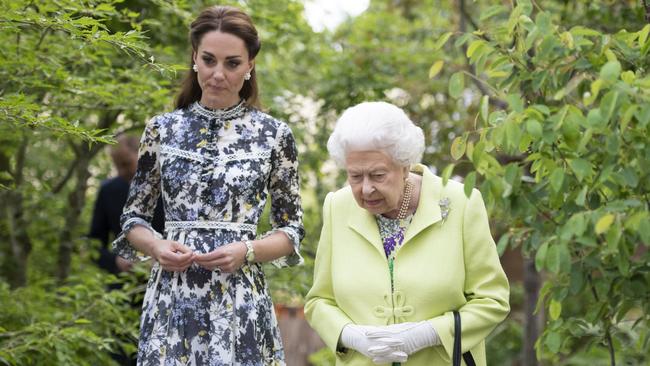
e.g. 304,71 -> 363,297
244,71 -> 251,80
192,64 -> 198,72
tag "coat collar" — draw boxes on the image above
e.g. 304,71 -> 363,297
403,164 -> 443,244
347,164 -> 445,255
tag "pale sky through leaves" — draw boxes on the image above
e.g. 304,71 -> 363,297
303,0 -> 370,32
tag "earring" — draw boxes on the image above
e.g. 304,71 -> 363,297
192,64 -> 198,72
244,71 -> 251,80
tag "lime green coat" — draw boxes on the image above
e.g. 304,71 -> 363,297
305,165 -> 510,365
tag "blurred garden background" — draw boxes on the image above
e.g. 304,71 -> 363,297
1,0 -> 649,365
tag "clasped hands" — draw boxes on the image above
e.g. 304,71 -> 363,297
340,321 -> 441,364
151,239 -> 246,273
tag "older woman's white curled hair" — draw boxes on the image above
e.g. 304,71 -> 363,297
327,101 -> 425,167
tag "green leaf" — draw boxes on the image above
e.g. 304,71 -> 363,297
535,241 -> 549,271
517,0 -> 533,15
441,163 -> 455,185
549,168 -> 564,192
570,26 -> 601,37
600,90 -> 619,123
575,186 -> 588,206
595,214 -> 615,235
619,167 -> 638,188
547,243 -> 570,274
433,32 -> 453,51
600,61 -> 621,83
587,108 -> 605,129
466,40 -> 485,59
464,171 -> 476,198
95,4 -> 115,12
450,135 -> 467,160
480,95 -> 489,124
428,60 -> 444,79
448,72 -> 464,99
480,5 -> 508,21
617,252 -> 630,276
506,94 -> 524,113
621,104 -> 638,131
634,105 -> 650,127
74,319 -> 92,324
639,217 -> 650,244
549,299 -> 562,320
621,70 -> 635,84
496,232 -> 510,256
526,119 -> 543,138
638,24 -> 650,46
546,244 -> 560,273
568,159 -> 592,182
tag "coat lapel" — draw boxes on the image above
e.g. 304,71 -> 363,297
347,201 -> 385,258
403,164 -> 443,244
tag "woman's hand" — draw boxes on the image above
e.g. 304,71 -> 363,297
365,321 -> 441,355
151,240 -> 195,272
339,324 -> 408,364
194,241 -> 247,273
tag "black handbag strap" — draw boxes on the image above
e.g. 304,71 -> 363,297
453,311 -> 477,366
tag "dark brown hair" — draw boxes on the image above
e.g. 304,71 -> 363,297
175,6 -> 261,109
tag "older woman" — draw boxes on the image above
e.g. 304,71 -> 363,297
305,101 -> 509,365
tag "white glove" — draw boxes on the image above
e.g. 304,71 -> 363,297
340,324 -> 408,364
366,321 -> 441,355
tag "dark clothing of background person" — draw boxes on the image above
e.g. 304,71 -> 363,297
89,176 -> 164,275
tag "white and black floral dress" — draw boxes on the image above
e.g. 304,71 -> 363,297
112,100 -> 304,366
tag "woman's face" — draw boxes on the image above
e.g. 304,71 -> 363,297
193,30 -> 253,109
345,150 -> 409,217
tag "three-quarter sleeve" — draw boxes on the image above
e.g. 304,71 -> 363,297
429,188 -> 510,356
111,117 -> 164,261
264,122 -> 305,268
304,192 -> 354,352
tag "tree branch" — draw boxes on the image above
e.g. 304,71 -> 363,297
458,0 -> 508,110
52,158 -> 79,194
14,134 -> 28,186
644,0 -> 650,24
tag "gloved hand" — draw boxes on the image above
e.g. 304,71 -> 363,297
340,324 -> 409,364
366,321 -> 441,355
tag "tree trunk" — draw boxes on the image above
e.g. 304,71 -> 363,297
0,136 -> 32,288
523,258 -> 541,366
643,0 -> 650,23
56,150 -> 93,282
56,112 -> 116,282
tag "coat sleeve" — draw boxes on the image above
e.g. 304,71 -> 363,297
111,117 -> 164,261
264,122 -> 305,268
429,188 -> 510,356
304,192 -> 354,352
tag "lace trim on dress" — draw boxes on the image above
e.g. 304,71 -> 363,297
218,150 -> 272,163
161,145 -> 205,162
161,145 -> 271,163
166,220 -> 257,233
190,100 -> 247,120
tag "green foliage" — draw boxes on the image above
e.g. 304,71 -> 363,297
439,0 -> 650,362
4,0 -> 648,363
0,268 -> 142,365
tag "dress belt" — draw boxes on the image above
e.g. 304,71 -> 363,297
165,220 -> 257,233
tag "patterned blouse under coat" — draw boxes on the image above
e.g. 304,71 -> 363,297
112,101 -> 304,366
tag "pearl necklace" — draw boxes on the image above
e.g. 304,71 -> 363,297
397,179 -> 413,220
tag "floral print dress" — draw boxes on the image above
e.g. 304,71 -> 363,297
112,100 -> 304,366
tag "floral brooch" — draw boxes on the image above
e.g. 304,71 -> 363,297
439,197 -> 451,223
